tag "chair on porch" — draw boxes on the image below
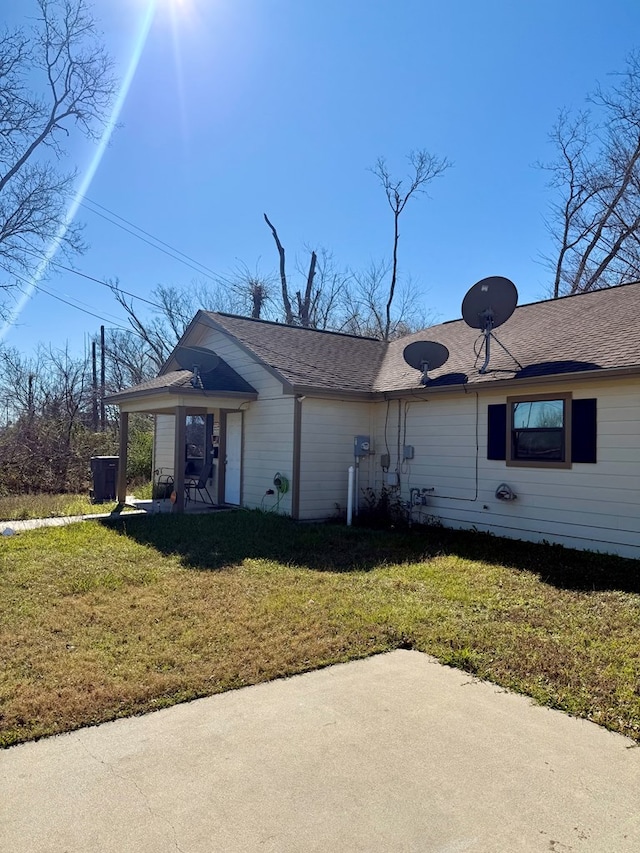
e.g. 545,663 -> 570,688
154,468 -> 175,499
184,463 -> 215,505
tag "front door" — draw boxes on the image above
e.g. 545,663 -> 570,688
224,412 -> 242,505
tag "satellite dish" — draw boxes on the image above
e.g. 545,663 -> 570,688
403,340 -> 449,384
461,276 -> 518,374
174,345 -> 220,374
461,276 -> 517,330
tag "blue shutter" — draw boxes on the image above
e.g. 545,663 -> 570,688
571,399 -> 597,463
487,404 -> 507,460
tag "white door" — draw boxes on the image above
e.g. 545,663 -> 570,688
224,412 -> 242,505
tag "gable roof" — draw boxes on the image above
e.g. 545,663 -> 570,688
205,312 -> 387,394
204,282 -> 640,395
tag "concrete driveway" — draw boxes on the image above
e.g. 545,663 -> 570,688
1,650 -> 638,852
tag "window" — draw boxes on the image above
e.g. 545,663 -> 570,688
487,396 -> 597,467
510,397 -> 568,464
185,414 -> 216,475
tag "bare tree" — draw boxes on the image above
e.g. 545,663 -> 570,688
370,149 -> 451,339
108,274 -> 256,373
225,262 -> 274,319
0,0 -> 115,311
0,342 -> 116,492
103,329 -> 157,391
296,248 -> 348,330
542,51 -> 640,296
337,260 -> 434,339
263,213 -> 320,327
0,339 -> 158,494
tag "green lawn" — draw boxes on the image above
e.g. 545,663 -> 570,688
1,510 -> 639,748
0,488 -> 152,521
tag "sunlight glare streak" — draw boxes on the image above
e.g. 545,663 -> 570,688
0,1 -> 158,343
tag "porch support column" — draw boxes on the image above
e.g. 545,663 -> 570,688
172,406 -> 186,513
291,397 -> 302,519
117,410 -> 129,504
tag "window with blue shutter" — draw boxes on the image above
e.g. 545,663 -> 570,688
487,397 -> 597,467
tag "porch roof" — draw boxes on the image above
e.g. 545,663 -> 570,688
104,363 -> 258,410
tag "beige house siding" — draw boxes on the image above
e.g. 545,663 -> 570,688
370,378 -> 640,559
197,327 -> 296,512
153,414 -> 177,474
298,397 -> 374,520
241,396 -> 295,513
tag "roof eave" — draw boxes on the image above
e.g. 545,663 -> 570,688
380,363 -> 640,398
105,386 -> 259,405
290,383 -> 376,400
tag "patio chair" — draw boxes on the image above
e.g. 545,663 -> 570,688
184,463 -> 215,505
154,468 -> 174,500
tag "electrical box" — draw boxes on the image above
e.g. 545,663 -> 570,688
380,452 -> 390,469
354,435 -> 372,457
403,445 -> 414,460
385,471 -> 399,487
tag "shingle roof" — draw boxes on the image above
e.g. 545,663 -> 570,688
206,313 -> 387,392
380,281 -> 640,391
105,359 -> 257,402
208,282 -> 640,394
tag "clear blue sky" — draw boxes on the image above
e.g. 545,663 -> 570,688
2,0 -> 640,355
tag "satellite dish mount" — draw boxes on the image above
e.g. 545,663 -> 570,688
477,306 -> 496,375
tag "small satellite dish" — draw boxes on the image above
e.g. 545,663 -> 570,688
403,340 -> 449,384
461,276 -> 518,373
174,345 -> 220,374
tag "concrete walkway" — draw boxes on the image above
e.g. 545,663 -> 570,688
0,498 -> 223,534
1,650 -> 638,852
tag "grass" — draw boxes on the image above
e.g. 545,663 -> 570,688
1,510 -> 639,748
0,485 -> 152,521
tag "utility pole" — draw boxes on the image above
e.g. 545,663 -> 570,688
100,325 -> 106,431
92,339 -> 98,432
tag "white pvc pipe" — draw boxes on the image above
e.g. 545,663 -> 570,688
347,465 -> 354,526
354,459 -> 359,517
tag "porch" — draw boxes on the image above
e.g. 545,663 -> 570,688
105,364 -> 257,513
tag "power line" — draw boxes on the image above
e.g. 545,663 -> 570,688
77,198 -> 223,281
4,251 -> 209,364
0,261 -> 131,330
78,194 -> 223,280
32,283 -> 130,328
68,190 -> 239,290
18,243 -> 167,312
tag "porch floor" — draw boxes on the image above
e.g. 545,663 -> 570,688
130,498 -> 232,515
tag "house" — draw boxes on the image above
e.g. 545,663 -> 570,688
106,281 -> 640,560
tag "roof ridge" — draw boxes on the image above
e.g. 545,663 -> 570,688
207,311 -> 384,342
412,279 -> 640,332
509,279 -> 640,311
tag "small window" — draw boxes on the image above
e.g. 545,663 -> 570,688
488,397 -> 596,466
185,415 -> 206,475
507,393 -> 571,468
